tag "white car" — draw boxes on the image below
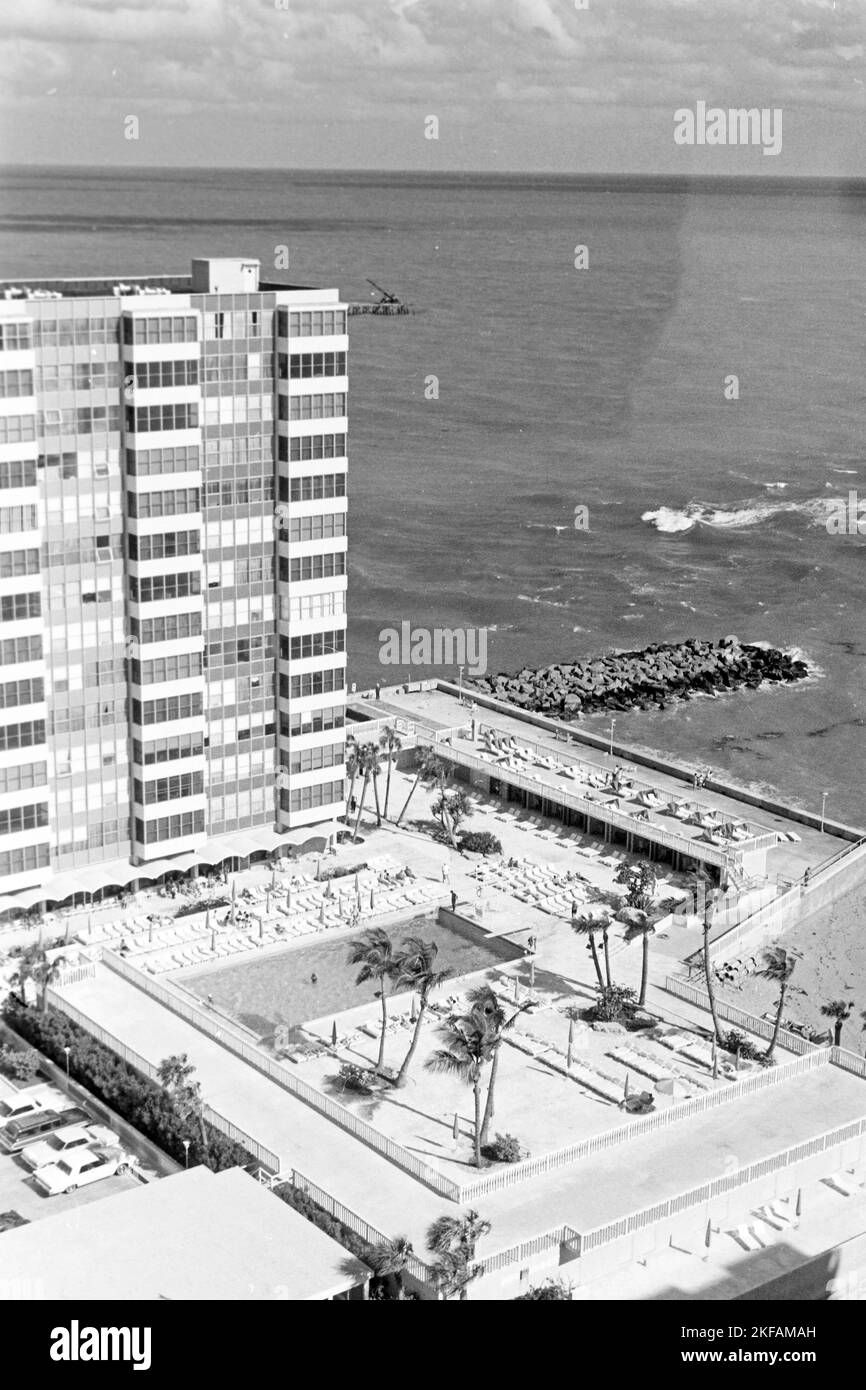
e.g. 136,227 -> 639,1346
34,1145 -> 133,1196
0,1085 -> 64,1123
20,1124 -> 120,1172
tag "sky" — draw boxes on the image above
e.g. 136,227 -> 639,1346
0,0 -> 863,174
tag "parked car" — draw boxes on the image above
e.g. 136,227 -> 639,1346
0,1107 -> 90,1154
20,1124 -> 120,1172
0,1085 -> 64,1123
34,1145 -> 132,1196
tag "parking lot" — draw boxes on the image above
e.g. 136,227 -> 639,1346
0,1145 -> 143,1227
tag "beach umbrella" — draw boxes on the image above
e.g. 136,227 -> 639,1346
567,1016 -> 575,1069
210,927 -> 216,952
529,957 -> 535,989
266,891 -> 272,915
370,888 -> 376,911
87,912 -> 93,938
316,858 -> 322,881
319,902 -> 325,925
734,1046 -> 741,1072
148,919 -> 153,945
623,1072 -> 630,1103
795,1187 -> 803,1219
231,880 -> 236,904
331,1021 -> 338,1047
259,917 -> 264,939
705,1218 -> 713,1250
286,887 -> 292,912
324,878 -> 334,899
712,1036 -> 719,1079
452,1111 -> 460,1141
64,919 -> 71,946
271,867 -> 277,891
354,871 -> 360,895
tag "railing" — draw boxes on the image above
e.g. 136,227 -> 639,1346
46,987 -> 282,1172
475,1225 -> 577,1277
683,881 -> 803,968
55,963 -> 97,986
101,950 -> 462,1200
663,976 -> 817,1054
808,836 -> 866,890
430,742 -> 747,869
831,1046 -> 866,1079
455,1049 -> 830,1201
289,1170 -> 436,1284
577,1111 -> 866,1254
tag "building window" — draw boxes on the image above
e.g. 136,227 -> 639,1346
279,779 -> 343,814
0,505 -> 37,533
0,635 -> 41,665
134,810 -> 205,843
0,803 -> 49,836
131,652 -> 203,685
132,692 -> 204,726
0,843 -> 49,876
126,403 -> 199,434
284,553 -> 346,584
0,761 -> 47,795
0,369 -> 34,398
282,705 -> 344,738
0,549 -> 39,579
0,323 -> 32,351
284,392 -> 347,422
0,593 -> 40,623
128,572 -> 201,605
127,316 -> 198,345
285,667 -> 344,700
131,611 -> 202,644
278,351 -> 346,380
283,630 -> 345,661
128,530 -> 200,562
126,359 -> 199,389
0,719 -> 46,752
133,771 -> 204,805
0,415 -> 36,446
0,459 -> 37,489
285,472 -> 346,503
125,445 -> 200,476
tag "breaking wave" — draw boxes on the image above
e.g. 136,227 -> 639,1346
641,496 -> 845,534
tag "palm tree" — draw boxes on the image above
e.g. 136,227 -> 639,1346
621,907 -> 653,1006
347,928 -> 395,1073
700,890 -> 724,1046
352,742 -> 381,842
395,748 -> 447,828
157,1053 -> 210,1157
758,946 -> 799,1060
571,911 -> 606,990
392,937 -> 451,1087
465,984 -> 530,1146
9,942 -> 45,1006
344,737 -> 359,822
426,1009 -> 495,1168
33,953 -> 66,1014
820,999 -> 855,1048
366,1235 -> 414,1300
431,786 -> 471,848
379,726 -> 403,821
426,1209 -> 491,1301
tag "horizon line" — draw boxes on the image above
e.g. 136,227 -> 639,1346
1,163 -> 864,183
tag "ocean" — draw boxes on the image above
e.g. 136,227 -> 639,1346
1,167 -> 863,825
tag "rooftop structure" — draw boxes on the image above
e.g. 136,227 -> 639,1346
0,1165 -> 369,1300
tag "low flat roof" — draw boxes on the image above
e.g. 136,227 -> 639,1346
0,1166 -> 368,1301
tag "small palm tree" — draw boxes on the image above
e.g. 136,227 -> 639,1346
426,1209 -> 492,1301
431,787 -> 471,847
9,942 -> 45,1006
367,1235 -> 414,1300
347,928 -> 395,1073
379,726 -> 403,821
395,748 -> 447,828
33,953 -> 66,1014
758,946 -> 799,1060
820,999 -> 855,1048
157,1053 -> 210,1157
352,742 -> 381,842
572,911 -> 606,991
344,737 -> 359,822
392,938 -> 451,1087
426,1010 -> 495,1168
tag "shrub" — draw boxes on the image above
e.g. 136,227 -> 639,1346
481,1132 -> 524,1163
175,897 -> 228,918
718,1028 -> 762,1061
515,1278 -> 573,1301
0,1042 -> 39,1083
320,862 -> 368,883
459,831 -> 502,856
585,985 -> 639,1024
2,1000 -> 254,1173
336,1061 -> 377,1095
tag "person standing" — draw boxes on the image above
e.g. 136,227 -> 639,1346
450,889 -> 457,912
441,861 -> 450,884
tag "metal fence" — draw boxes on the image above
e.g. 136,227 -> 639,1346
663,975 -> 816,1054
289,1169 -> 436,1284
455,1048 -> 830,1201
46,987 -> 282,1173
102,950 -> 462,1200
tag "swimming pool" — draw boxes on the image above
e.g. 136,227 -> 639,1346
180,912 -> 520,1037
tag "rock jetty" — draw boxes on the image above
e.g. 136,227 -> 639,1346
472,636 -> 809,717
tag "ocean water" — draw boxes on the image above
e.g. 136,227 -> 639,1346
1,168 -> 863,824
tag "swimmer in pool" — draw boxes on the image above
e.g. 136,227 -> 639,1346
311,972 -> 318,984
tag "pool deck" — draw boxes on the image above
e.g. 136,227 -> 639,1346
58,966 -> 866,1296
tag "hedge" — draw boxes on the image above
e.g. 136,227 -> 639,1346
3,1000 -> 255,1173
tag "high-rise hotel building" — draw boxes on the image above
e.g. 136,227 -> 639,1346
0,258 -> 348,898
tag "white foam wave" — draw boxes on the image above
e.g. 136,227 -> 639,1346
642,496 -> 846,534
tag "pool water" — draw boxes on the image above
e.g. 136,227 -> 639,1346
181,913 -> 520,1037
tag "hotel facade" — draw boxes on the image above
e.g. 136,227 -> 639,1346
0,257 -> 348,898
